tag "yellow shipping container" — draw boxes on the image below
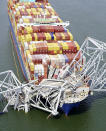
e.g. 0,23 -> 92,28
30,62 -> 34,72
32,43 -> 37,52
47,43 -> 54,51
21,8 -> 25,12
25,34 -> 32,42
47,33 -> 52,40
50,11 -> 55,15
74,41 -> 80,50
25,34 -> 29,42
28,34 -> 32,42
58,18 -> 63,23
26,50 -> 30,58
16,11 -> 20,16
59,50 -> 62,54
53,43 -> 60,51
18,35 -> 21,42
38,8 -> 43,12
14,5 -> 18,8
46,11 -> 50,16
61,33 -> 65,40
44,33 -> 48,41
60,42 -> 69,50
54,50 -> 57,54
33,11 -> 38,15
15,21 -> 17,29
21,35 -> 25,42
47,3 -> 51,6
53,34 -> 56,41
29,44 -> 33,55
25,26 -> 33,34
31,8 -> 36,12
45,33 -> 51,41
25,61 -> 28,69
67,32 -> 74,41
23,18 -> 29,23
26,9 -> 31,15
34,33 -> 38,41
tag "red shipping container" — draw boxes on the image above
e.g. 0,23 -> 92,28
39,43 -> 42,54
44,65 -> 48,79
30,11 -> 33,16
63,32 -> 70,40
23,11 -> 26,16
40,43 -> 45,54
37,55 -> 42,64
39,26 -> 45,32
40,43 -> 44,54
55,33 -> 62,40
54,26 -> 64,32
48,26 -> 54,32
66,42 -> 76,53
32,55 -> 37,64
32,26 -> 39,33
36,44 -> 40,54
31,34 -> 35,41
30,4 -> 34,8
58,43 -> 63,50
26,5 -> 30,9
62,50 -> 68,54
40,26 -> 54,32
41,33 -> 46,40
37,33 -> 43,41
20,11 -> 23,16
23,29 -> 27,35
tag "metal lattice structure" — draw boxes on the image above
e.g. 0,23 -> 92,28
59,37 -> 106,92
0,37 -> 106,116
0,71 -> 37,113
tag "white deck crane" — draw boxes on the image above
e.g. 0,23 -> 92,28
0,37 -> 106,116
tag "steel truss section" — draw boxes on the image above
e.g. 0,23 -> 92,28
0,72 -> 68,115
58,37 -> 106,92
29,79 -> 67,115
0,71 -> 68,115
0,37 -> 106,116
0,70 -> 37,113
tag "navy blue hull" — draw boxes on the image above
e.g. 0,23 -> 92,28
8,15 -> 28,81
62,102 -> 80,116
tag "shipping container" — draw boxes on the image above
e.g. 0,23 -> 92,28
8,0 -> 81,84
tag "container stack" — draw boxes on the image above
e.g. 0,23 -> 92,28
8,0 -> 81,84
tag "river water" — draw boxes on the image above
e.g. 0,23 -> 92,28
0,0 -> 106,131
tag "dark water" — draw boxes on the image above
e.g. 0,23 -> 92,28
0,0 -> 106,131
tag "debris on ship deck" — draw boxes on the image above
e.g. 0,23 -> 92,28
0,37 -> 105,116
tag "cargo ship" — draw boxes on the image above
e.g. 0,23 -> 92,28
8,0 -> 89,115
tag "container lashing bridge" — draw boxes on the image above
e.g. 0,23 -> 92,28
0,37 -> 106,116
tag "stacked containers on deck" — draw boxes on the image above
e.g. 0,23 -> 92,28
8,0 -> 81,83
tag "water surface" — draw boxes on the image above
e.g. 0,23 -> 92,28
0,0 -> 106,131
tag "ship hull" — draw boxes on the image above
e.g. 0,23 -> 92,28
8,17 -> 88,115
61,102 -> 80,116
8,5 -> 89,115
8,15 -> 28,81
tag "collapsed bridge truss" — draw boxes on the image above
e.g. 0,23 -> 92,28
0,37 -> 106,115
